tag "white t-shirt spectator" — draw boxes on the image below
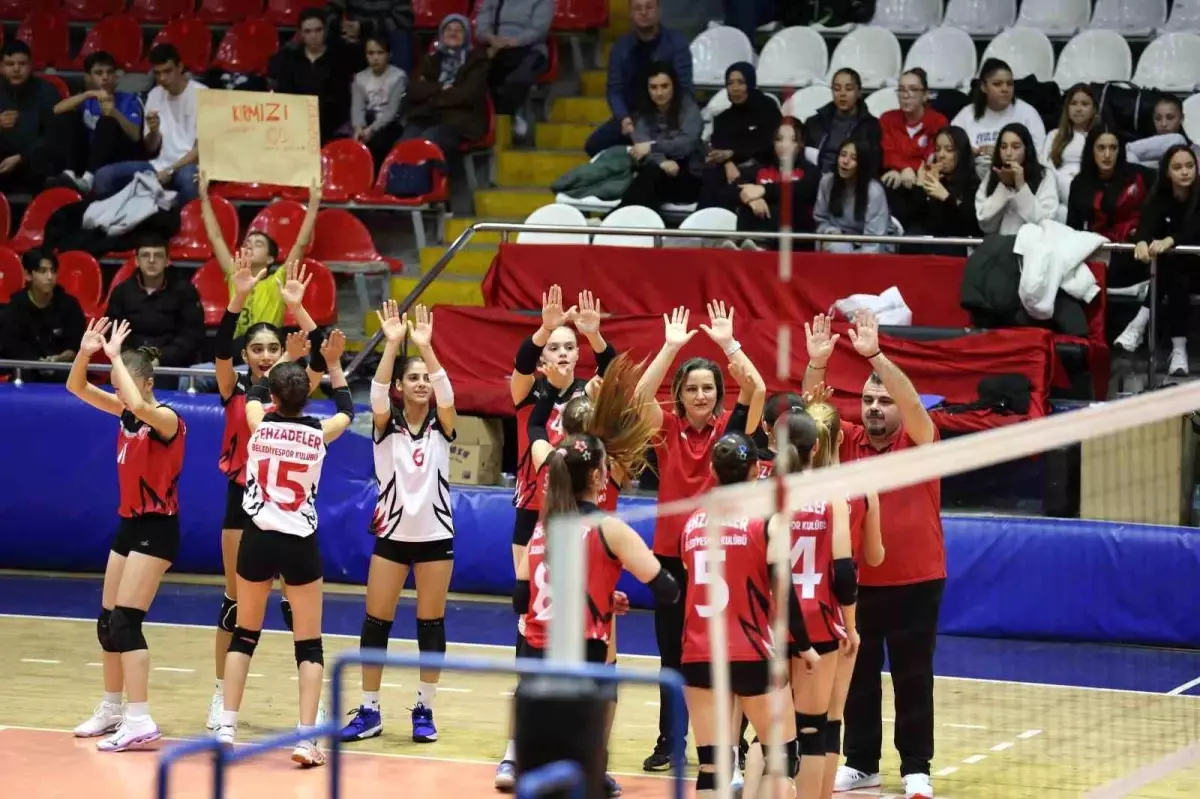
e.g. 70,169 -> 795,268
974,172 -> 1059,235
1042,128 -> 1085,222
144,79 -> 206,171
952,100 -> 1047,173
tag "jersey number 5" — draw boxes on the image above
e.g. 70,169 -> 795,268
791,536 -> 823,599
531,561 -> 553,621
257,459 -> 307,512
694,550 -> 729,618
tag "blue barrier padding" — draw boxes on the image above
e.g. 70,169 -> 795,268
3,384 -> 1200,647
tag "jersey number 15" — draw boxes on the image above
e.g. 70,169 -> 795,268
257,459 -> 307,512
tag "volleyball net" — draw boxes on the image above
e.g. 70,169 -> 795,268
542,380 -> 1200,799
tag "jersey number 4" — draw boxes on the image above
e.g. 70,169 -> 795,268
694,550 -> 729,618
257,459 -> 307,512
791,536 -> 823,599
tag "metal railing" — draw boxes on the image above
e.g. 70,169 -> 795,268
155,649 -> 689,799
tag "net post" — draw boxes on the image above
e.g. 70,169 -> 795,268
701,496 -> 734,799
1147,254 -> 1159,387
765,424 -> 794,791
546,512 -> 585,664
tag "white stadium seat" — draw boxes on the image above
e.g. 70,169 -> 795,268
1054,29 -> 1133,90
782,85 -> 835,123
870,0 -> 943,35
1133,32 -> 1200,92
592,205 -> 665,247
757,26 -> 829,89
904,26 -> 978,90
981,26 -> 1056,82
826,26 -> 903,90
1090,0 -> 1167,37
944,0 -> 1017,36
517,204 -> 591,244
865,87 -> 901,117
1158,0 -> 1200,35
1015,0 -> 1090,37
1183,94 -> 1200,143
690,26 -> 756,87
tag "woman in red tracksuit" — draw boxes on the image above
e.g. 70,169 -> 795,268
879,68 -> 948,192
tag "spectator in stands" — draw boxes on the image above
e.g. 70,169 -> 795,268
326,0 -> 415,75
0,41 -> 58,194
0,250 -> 84,382
698,62 -> 781,208
92,44 -> 204,207
585,0 -> 692,158
1114,144 -> 1200,377
270,9 -> 359,145
879,69 -> 946,193
104,235 -> 205,370
352,35 -> 407,168
1128,96 -> 1200,167
974,123 -> 1057,236
1042,84 -> 1097,221
723,0 -> 778,43
474,0 -> 554,140
49,51 -> 144,194
803,68 -> 881,175
813,138 -> 890,253
952,59 -> 1047,179
894,126 -> 980,253
617,61 -> 703,212
726,117 -> 818,250
1066,124 -> 1149,244
400,14 -> 490,158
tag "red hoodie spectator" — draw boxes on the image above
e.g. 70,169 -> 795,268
880,106 -> 948,172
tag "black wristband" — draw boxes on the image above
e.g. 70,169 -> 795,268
214,311 -> 239,361
512,580 -> 531,614
307,329 -> 327,373
332,386 -> 355,419
514,335 -> 541,375
862,350 -> 881,360
247,378 -> 271,404
595,342 -> 618,376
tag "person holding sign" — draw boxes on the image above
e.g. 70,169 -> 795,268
92,44 -> 205,206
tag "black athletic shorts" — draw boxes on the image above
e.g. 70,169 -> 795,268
679,661 -> 773,697
112,513 -> 180,563
511,507 -> 539,547
518,638 -> 616,700
373,536 -> 455,566
789,639 -> 841,658
237,520 -> 323,586
222,479 -> 250,531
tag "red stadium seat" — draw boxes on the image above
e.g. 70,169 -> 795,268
171,196 -> 239,262
265,0 -> 323,26
247,200 -> 313,260
37,73 -> 69,101
413,0 -> 469,28
552,0 -> 608,30
0,192 -> 11,243
211,181 -> 287,202
11,188 -> 81,254
0,247 -> 22,302
283,258 -> 336,327
62,0 -> 126,22
281,139 -> 374,203
191,259 -> 230,327
102,257 -> 137,311
356,139 -> 450,207
198,0 -> 263,24
0,1 -> 37,22
73,14 -> 144,71
55,251 -> 104,318
130,0 -> 192,23
536,37 -> 559,86
16,10 -> 70,71
147,17 -> 213,73
213,18 -> 279,75
309,209 -> 402,272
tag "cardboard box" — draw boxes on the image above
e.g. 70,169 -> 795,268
450,416 -> 503,486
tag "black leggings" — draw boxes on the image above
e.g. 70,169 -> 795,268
1144,255 -> 1193,339
654,554 -> 688,745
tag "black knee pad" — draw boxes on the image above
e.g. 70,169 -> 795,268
279,597 -> 293,632
228,626 -> 262,657
695,771 -> 717,791
515,630 -> 526,654
96,609 -> 117,653
695,745 -> 718,792
785,738 -> 800,777
416,617 -> 447,653
218,594 -> 237,634
696,744 -> 716,766
825,719 -> 843,755
360,614 -> 393,650
796,712 -> 827,756
109,606 -> 148,653
295,637 -> 324,667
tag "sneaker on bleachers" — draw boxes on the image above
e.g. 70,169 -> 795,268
58,170 -> 93,193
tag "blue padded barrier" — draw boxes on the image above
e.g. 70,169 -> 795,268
2,384 -> 1199,647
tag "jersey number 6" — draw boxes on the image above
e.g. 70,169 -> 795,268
257,459 -> 307,512
694,550 -> 729,618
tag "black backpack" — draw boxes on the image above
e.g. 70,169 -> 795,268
942,374 -> 1033,416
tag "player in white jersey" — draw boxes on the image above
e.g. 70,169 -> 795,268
213,331 -> 355,768
341,300 -> 458,745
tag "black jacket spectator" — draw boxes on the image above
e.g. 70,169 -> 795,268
403,15 -> 491,153
893,126 -> 981,254
1065,125 -> 1150,244
701,62 -> 783,208
0,41 -> 58,192
325,0 -> 414,70
270,11 -> 360,143
105,270 -> 204,367
1,286 -> 85,376
804,68 -> 881,174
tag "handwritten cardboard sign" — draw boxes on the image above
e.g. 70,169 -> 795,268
197,90 -> 321,188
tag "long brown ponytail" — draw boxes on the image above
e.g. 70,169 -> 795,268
542,433 -> 606,522
586,352 -> 659,484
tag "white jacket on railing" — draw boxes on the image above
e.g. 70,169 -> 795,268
82,170 -> 177,236
1013,219 -> 1105,321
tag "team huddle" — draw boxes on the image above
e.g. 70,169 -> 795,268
61,263 -> 896,796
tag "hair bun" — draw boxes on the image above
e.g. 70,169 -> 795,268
137,346 -> 161,362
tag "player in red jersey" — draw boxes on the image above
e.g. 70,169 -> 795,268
207,253 -> 327,730
635,301 -> 766,771
755,392 -> 806,479
679,432 -> 809,798
509,287 -> 616,654
802,400 -> 883,799
762,410 -> 859,799
506,433 -> 680,793
66,318 -> 187,752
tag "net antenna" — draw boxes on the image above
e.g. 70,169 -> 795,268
702,496 -> 735,799
764,422 -> 794,796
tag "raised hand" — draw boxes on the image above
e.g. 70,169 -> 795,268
375,300 -> 407,344
80,317 -> 112,356
280,260 -> 312,306
847,309 -> 881,359
321,329 -> 346,365
407,303 -> 434,349
585,374 -> 603,398
541,284 -> 576,331
574,290 -> 602,335
285,330 -> 311,362
231,248 -> 263,297
103,319 -> 132,359
802,381 -> 834,407
662,305 -> 698,348
699,300 -> 735,350
804,313 -> 840,367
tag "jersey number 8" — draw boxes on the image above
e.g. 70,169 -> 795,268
531,561 -> 553,621
694,550 -> 729,618
257,459 -> 307,512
